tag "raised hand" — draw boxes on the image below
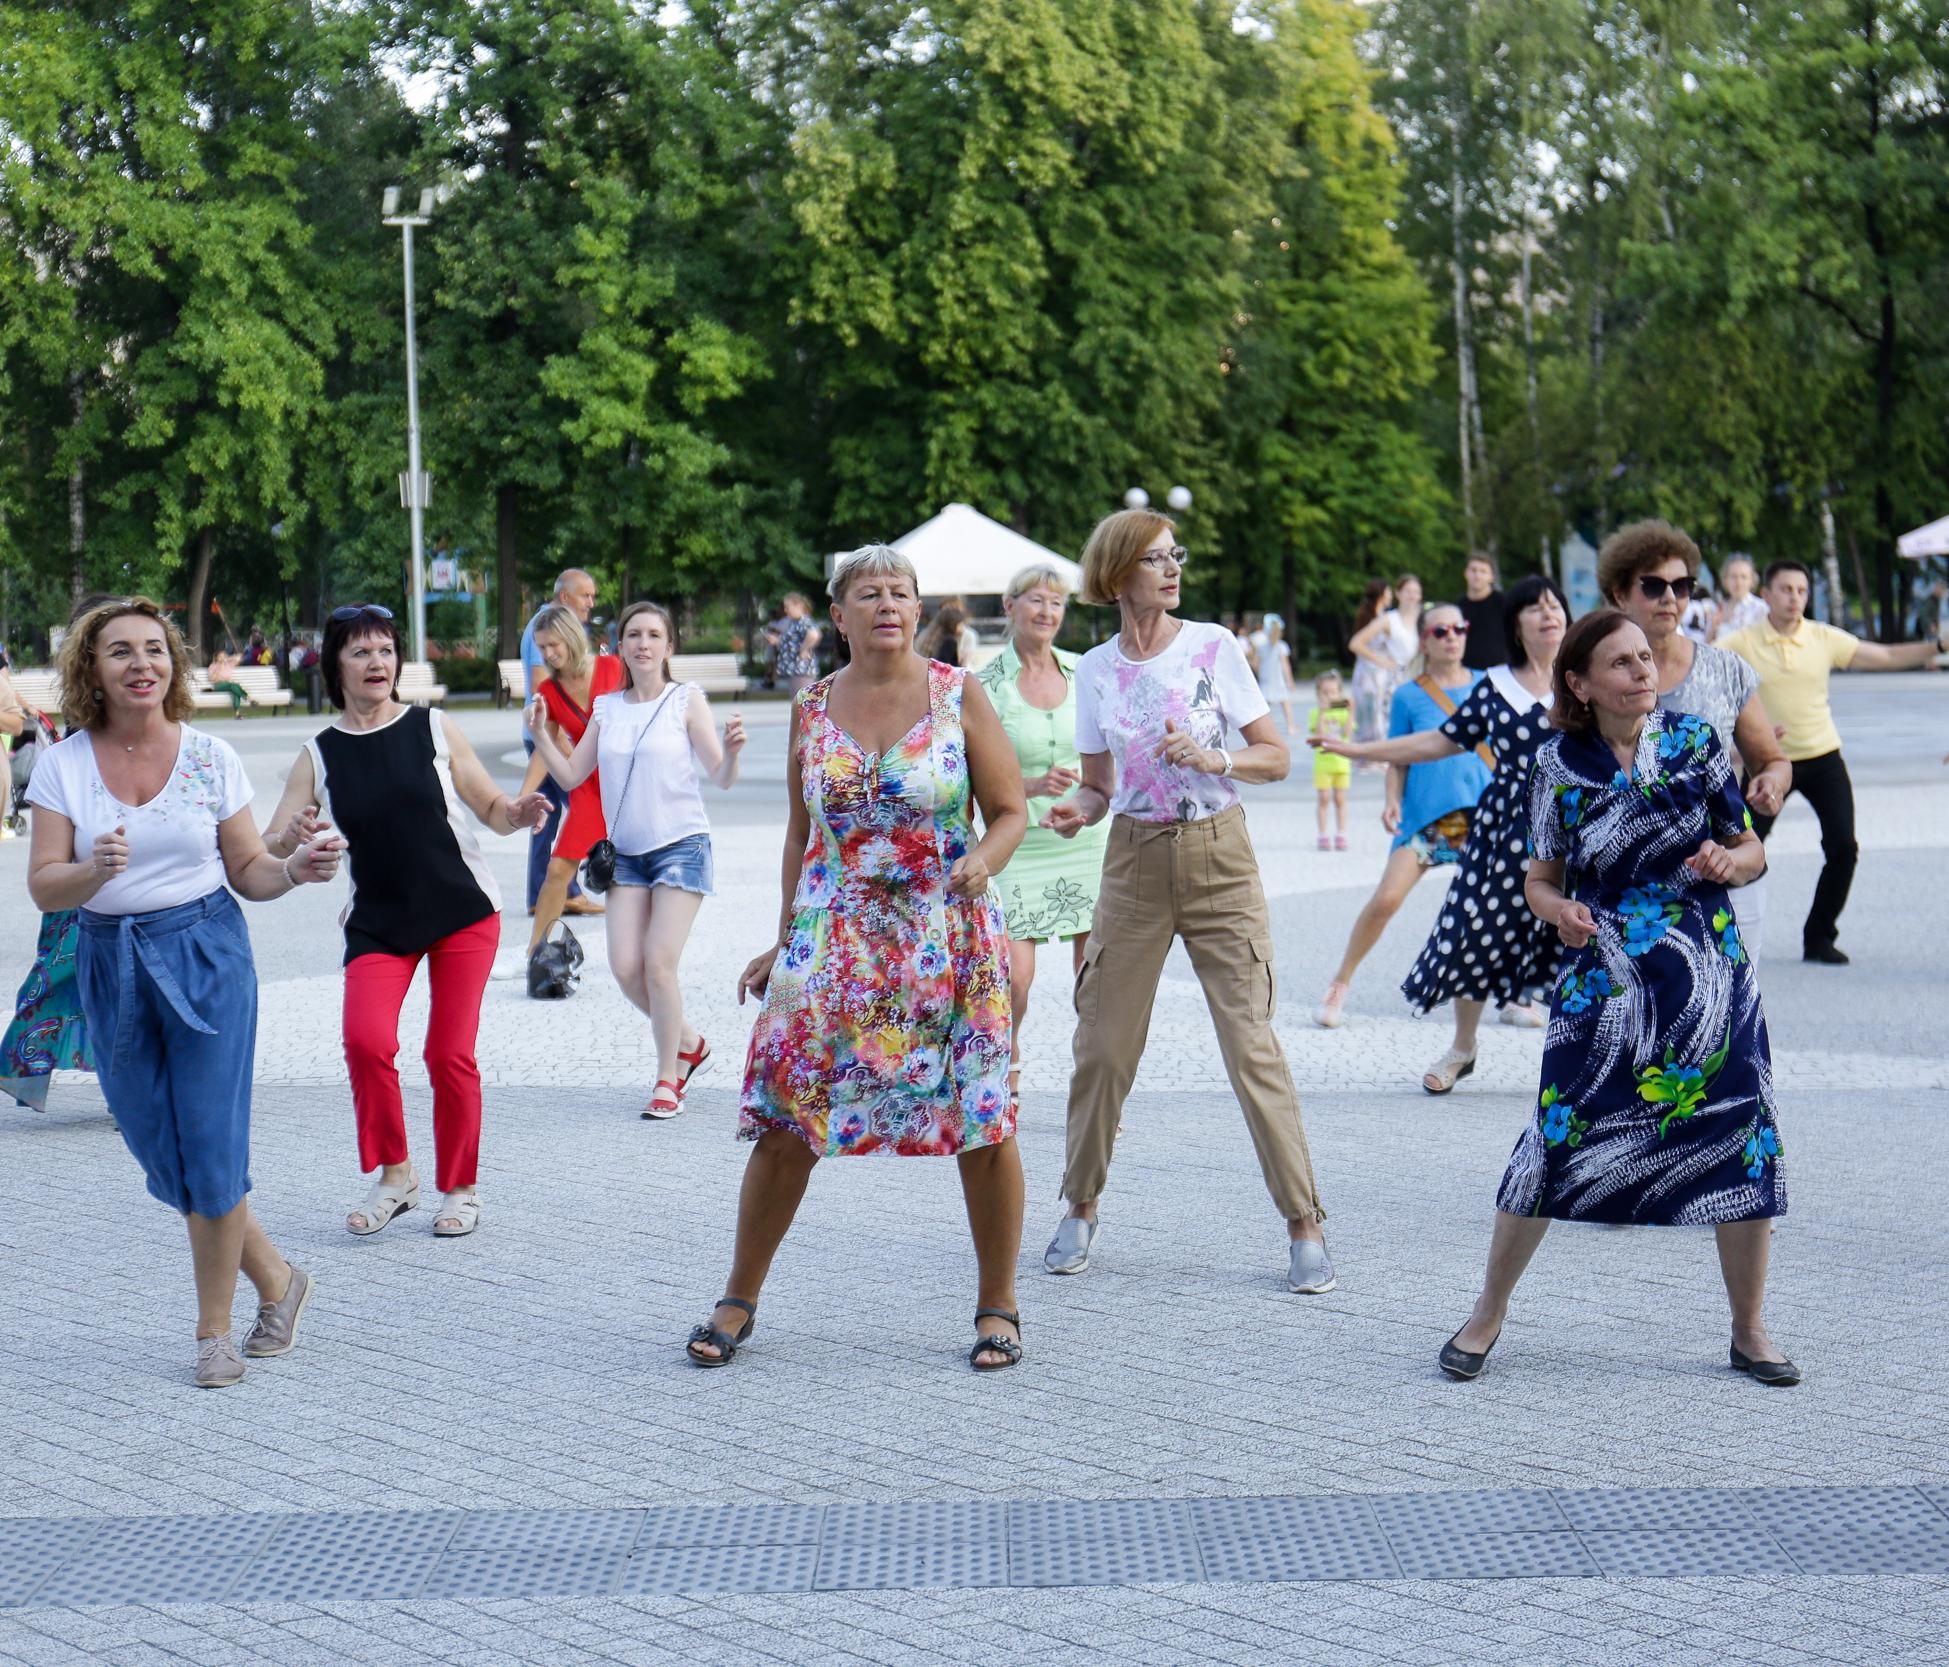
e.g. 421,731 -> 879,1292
524,694 -> 549,738
286,802 -> 330,849
947,853 -> 991,900
1027,764 -> 1078,798
723,713 -> 747,754
1153,717 -> 1215,774
289,834 -> 347,885
92,824 -> 129,880
506,791 -> 552,831
1041,798 -> 1089,839
1555,899 -> 1598,949
1684,839 -> 1739,885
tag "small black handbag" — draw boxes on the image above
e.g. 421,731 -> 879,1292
527,920 -> 583,999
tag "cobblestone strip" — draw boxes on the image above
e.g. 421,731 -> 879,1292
5,1485 -> 1947,1609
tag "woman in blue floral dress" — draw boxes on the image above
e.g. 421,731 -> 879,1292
1439,611 -> 1800,1388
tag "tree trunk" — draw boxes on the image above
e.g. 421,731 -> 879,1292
1519,185 -> 1546,575
1818,498 -> 1846,624
496,483 -> 521,655
1280,549 -> 1297,653
185,528 -> 216,659
68,375 -> 87,606
1448,133 -> 1478,549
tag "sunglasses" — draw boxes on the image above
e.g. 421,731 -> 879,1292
1636,575 -> 1696,602
1423,623 -> 1470,641
329,603 -> 395,624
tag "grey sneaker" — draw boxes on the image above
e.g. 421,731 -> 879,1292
1043,1216 -> 1097,1275
195,1333 -> 247,1388
1288,1238 -> 1337,1294
243,1265 -> 313,1359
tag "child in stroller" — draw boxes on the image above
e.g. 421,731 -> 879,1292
7,708 -> 60,834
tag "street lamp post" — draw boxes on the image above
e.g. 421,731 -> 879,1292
382,185 -> 436,664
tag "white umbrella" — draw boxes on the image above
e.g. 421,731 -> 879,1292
1897,515 -> 1949,559
884,504 -> 1082,598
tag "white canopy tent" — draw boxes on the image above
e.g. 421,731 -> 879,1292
1897,515 -> 1949,559
884,503 -> 1082,598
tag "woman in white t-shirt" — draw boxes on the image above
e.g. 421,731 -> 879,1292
1040,511 -> 1335,1294
528,601 -> 746,1120
26,599 -> 342,1389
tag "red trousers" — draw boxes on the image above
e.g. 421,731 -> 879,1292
342,913 -> 499,1193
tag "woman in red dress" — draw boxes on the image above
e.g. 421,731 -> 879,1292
519,605 -> 623,957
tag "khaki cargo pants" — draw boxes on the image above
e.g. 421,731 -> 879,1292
1060,805 -> 1325,1223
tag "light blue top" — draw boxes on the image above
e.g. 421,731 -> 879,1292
1389,672 -> 1492,847
519,608 -> 549,697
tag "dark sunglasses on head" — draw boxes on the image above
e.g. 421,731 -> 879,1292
1636,575 -> 1696,602
1423,622 -> 1470,641
329,603 -> 395,624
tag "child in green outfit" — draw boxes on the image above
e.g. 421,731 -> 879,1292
1309,670 -> 1354,850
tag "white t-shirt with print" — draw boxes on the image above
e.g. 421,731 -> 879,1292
1074,620 -> 1270,823
27,725 -> 254,914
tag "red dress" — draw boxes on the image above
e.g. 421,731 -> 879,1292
539,657 -> 625,863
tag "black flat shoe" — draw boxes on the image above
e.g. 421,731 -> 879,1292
1438,1327 -> 1500,1381
1730,1343 -> 1801,1386
970,1307 -> 1024,1372
686,1296 -> 756,1367
1802,944 -> 1850,965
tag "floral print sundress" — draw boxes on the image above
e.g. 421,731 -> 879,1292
740,661 -> 1013,1157
1498,710 -> 1785,1224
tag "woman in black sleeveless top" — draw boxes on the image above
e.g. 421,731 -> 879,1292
265,606 -> 548,1239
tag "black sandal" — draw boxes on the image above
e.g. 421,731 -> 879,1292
970,1307 -> 1024,1372
686,1296 -> 756,1368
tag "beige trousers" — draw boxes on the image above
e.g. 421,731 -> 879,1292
1059,805 -> 1325,1223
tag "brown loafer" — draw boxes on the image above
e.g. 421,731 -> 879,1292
243,1265 -> 314,1358
562,896 -> 606,916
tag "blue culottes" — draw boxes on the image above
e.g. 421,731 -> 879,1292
75,890 -> 258,1218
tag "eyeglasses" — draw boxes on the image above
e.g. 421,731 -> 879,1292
1636,575 -> 1696,602
329,603 -> 395,624
1423,623 -> 1470,641
1138,547 -> 1189,572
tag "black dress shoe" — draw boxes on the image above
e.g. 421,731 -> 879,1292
1438,1328 -> 1501,1381
1802,944 -> 1850,965
1730,1344 -> 1802,1386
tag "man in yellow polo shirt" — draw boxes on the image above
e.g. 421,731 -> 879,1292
1721,559 -> 1946,964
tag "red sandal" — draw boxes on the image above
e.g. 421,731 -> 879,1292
642,1080 -> 683,1121
676,1036 -> 712,1099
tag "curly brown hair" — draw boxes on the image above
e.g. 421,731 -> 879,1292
1596,519 -> 1700,605
58,598 -> 197,731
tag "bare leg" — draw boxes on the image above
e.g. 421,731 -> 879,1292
1715,1220 -> 1788,1361
1316,792 -> 1329,837
959,1137 -> 1025,1362
1450,1211 -> 1551,1351
1331,847 -> 1425,986
604,884 -> 653,1016
237,1205 -> 293,1304
692,1129 -> 820,1358
1332,787 -> 1347,835
185,1201 -> 256,1340
642,887 -> 707,1085
1451,997 -> 1486,1054
527,858 -> 578,956
1007,936 -> 1037,1094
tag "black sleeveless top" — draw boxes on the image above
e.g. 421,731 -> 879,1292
307,706 -> 500,964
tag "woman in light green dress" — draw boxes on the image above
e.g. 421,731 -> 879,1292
977,565 -> 1111,1109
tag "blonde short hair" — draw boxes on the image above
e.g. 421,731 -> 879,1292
1002,564 -> 1071,641
1078,510 -> 1174,606
529,603 -> 592,683
59,597 -> 196,731
828,544 -> 919,604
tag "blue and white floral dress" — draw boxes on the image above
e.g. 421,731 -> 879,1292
1498,710 -> 1785,1224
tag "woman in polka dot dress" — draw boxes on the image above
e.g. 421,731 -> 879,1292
1313,577 -> 1569,1093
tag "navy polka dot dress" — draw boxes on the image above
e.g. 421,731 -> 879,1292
1401,670 -> 1562,1012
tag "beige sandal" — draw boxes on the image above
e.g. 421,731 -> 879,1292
432,1191 -> 480,1237
1422,1048 -> 1477,1095
347,1176 -> 419,1236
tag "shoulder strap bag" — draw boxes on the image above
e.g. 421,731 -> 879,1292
1415,675 -> 1498,771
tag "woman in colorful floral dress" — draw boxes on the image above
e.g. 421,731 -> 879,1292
687,545 -> 1028,1372
977,564 -> 1109,1111
1439,610 -> 1798,1387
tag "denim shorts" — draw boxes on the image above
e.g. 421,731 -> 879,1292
613,833 -> 714,896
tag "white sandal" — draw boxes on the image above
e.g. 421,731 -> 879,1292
432,1191 -> 480,1237
1422,1048 -> 1477,1095
347,1176 -> 419,1236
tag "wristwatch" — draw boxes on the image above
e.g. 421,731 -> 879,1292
1218,751 -> 1235,778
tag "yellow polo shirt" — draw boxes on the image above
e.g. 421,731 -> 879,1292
1719,617 -> 1858,761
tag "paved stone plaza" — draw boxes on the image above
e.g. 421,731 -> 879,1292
2,673 -> 1944,1664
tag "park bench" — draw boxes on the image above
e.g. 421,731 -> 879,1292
498,658 -> 526,706
7,670 -> 63,716
228,667 -> 291,713
669,653 -> 748,695
185,669 -> 238,714
398,661 -> 447,705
